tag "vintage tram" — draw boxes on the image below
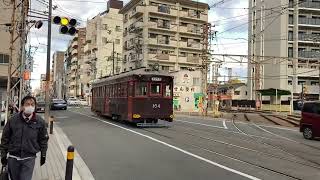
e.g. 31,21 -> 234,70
91,69 -> 173,124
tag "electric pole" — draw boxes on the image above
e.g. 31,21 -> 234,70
44,0 -> 53,123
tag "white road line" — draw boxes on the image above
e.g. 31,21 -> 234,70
70,111 -> 261,180
259,125 -> 298,132
223,120 -> 228,129
175,119 -> 225,129
252,123 -> 299,143
55,116 -> 69,119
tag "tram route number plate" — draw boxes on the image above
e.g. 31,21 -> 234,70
151,77 -> 162,81
153,104 -> 161,109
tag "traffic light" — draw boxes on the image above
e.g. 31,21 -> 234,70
53,16 -> 77,35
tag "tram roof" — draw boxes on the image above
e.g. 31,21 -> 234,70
92,68 -> 173,85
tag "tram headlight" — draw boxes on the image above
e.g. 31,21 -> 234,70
133,114 -> 141,119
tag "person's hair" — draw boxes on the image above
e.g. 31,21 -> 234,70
21,95 -> 37,106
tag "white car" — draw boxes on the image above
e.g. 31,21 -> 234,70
79,99 -> 88,106
67,98 -> 80,106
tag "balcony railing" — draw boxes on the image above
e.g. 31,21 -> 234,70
300,2 -> 320,9
157,54 -> 169,60
298,51 -> 320,58
299,18 -> 320,26
187,56 -> 200,63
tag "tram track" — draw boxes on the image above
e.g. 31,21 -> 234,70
140,126 -> 310,180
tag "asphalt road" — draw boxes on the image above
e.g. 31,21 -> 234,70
51,107 -> 320,180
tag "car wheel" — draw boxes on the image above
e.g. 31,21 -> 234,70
303,126 -> 313,140
64,107 -> 67,110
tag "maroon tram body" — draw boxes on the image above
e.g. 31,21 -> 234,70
91,70 -> 174,123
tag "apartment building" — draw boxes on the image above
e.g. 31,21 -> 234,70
65,28 -> 86,98
0,1 -> 24,104
119,0 -> 209,72
84,0 -> 124,81
248,0 -> 320,100
52,51 -> 65,99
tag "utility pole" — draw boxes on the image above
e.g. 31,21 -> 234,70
5,0 -> 17,122
112,41 -> 115,75
19,0 -> 27,107
44,0 -> 53,123
202,23 -> 211,116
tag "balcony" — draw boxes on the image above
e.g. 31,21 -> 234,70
180,10 -> 207,22
179,25 -> 202,36
71,49 -> 78,56
287,66 -> 319,77
299,2 -> 320,11
179,41 -> 202,50
149,5 -> 177,17
148,37 -> 177,47
288,85 -> 319,94
299,18 -> 320,27
130,6 -> 144,19
298,51 -> 320,58
187,55 -> 200,63
72,41 -> 78,48
71,57 -> 77,63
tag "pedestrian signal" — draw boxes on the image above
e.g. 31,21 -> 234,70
53,16 -> 77,35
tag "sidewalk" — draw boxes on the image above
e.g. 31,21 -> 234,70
0,122 -> 95,180
33,124 -> 95,180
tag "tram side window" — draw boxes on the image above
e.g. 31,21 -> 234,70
164,84 -> 172,97
135,82 -> 148,96
151,83 -> 161,96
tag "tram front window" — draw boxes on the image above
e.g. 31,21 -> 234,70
135,82 -> 148,96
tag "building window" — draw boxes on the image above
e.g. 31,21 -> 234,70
149,48 -> 157,54
102,24 -> 108,30
124,14 -> 128,22
181,37 -> 188,42
234,91 -> 240,95
162,66 -> 169,71
298,81 -> 305,85
289,14 -> 293,25
311,81 -> 319,86
150,17 -> 158,22
115,39 -> 120,44
193,77 -> 200,86
245,91 -> 248,96
180,52 -> 187,57
288,65 -> 293,68
288,31 -> 293,41
288,47 -> 293,57
288,80 -> 292,85
158,4 -> 170,14
115,26 -> 121,32
0,54 -> 9,64
149,33 -> 157,38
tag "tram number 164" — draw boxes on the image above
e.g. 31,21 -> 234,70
153,104 -> 161,109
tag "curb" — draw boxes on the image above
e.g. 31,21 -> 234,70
54,125 -> 95,180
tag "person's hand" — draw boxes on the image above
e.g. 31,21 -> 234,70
1,157 -> 7,165
40,156 -> 46,166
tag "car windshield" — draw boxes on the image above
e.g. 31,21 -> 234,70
53,100 -> 65,103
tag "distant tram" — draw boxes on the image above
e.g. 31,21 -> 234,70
91,69 -> 174,124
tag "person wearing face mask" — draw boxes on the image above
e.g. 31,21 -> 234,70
0,95 -> 49,180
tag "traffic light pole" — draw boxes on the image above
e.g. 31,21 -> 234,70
44,0 -> 53,124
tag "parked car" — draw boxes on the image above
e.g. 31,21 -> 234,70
36,101 -> 46,113
300,101 -> 320,139
50,99 -> 67,110
67,98 -> 81,106
79,99 -> 88,106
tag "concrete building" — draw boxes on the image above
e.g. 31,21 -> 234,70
84,0 -> 124,80
0,1 -> 23,105
248,0 -> 320,101
52,51 -> 65,99
172,70 -> 203,112
119,0 -> 209,72
65,28 -> 86,98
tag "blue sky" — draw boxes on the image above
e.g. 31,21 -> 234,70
29,0 -> 249,89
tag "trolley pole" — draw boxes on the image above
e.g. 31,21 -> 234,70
112,41 -> 115,75
44,0 -> 53,123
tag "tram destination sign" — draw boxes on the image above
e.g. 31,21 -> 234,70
151,77 -> 162,81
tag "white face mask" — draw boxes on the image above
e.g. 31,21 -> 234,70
24,106 -> 35,114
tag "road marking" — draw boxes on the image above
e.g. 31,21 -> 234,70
175,120 -> 225,129
55,116 -> 69,119
223,120 -> 228,129
252,124 -> 298,143
259,125 -> 298,132
70,110 -> 261,180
